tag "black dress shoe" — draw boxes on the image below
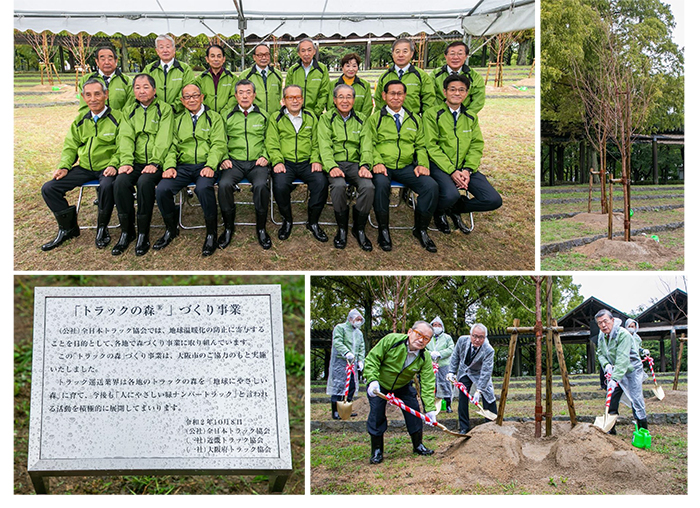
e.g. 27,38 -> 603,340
257,228 -> 272,249
377,227 -> 392,251
153,228 -> 178,250
413,228 -> 437,253
307,222 -> 328,242
111,231 -> 136,256
278,220 -> 293,240
370,435 -> 384,464
411,431 -> 434,455
449,212 -> 472,234
41,206 -> 80,251
434,212 -> 451,234
134,234 -> 150,256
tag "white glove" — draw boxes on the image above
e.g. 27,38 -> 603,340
642,349 -> 650,358
426,411 -> 437,422
446,373 -> 457,383
367,380 -> 380,397
473,391 -> 481,405
357,361 -> 364,371
607,379 -> 617,392
430,351 -> 441,361
345,352 -> 355,362
604,364 -> 613,376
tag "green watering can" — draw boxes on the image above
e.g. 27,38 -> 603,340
632,424 -> 652,449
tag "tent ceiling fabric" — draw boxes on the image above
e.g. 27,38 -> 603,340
14,0 -> 534,38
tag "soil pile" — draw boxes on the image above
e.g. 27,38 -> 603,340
646,389 -> 687,410
564,212 -> 624,227
575,236 -> 677,263
514,77 -> 536,87
28,83 -> 80,103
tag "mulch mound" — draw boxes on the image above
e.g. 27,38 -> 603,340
574,236 -> 677,263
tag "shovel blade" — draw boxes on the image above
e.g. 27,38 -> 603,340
337,401 -> 353,420
594,413 -> 618,432
653,384 -> 665,401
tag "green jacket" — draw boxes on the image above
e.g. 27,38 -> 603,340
431,64 -> 486,116
221,105 -> 269,162
59,107 -> 122,171
332,321 -> 366,362
327,75 -> 374,118
425,332 -> 454,369
194,68 -> 239,114
597,323 -> 635,382
285,59 -> 331,118
118,99 -> 174,168
78,70 -> 133,114
239,65 -> 284,114
266,107 -> 320,166
374,64 -> 435,115
364,107 -> 429,170
423,103 -> 484,175
316,108 -> 370,172
164,106 -> 227,170
144,59 -> 195,114
364,333 -> 435,409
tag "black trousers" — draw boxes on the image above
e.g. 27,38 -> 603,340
457,375 -> 497,432
608,384 -> 643,420
331,375 -> 356,403
156,163 -> 218,220
113,164 -> 162,218
218,160 -> 270,215
328,161 -> 375,214
42,166 -> 115,213
367,381 -> 423,437
271,160 -> 328,219
429,163 -> 502,214
373,164 -> 438,216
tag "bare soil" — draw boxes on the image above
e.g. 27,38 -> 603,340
564,211 -> 625,227
574,236 -> 679,264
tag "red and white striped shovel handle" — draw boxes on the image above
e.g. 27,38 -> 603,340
432,362 -> 439,375
603,372 -> 616,409
379,391 -> 437,426
453,380 -> 479,407
644,355 -> 657,384
343,361 -> 354,398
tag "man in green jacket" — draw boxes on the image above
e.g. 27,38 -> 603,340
239,43 -> 284,115
266,84 -> 328,242
112,74 -> 174,257
144,34 -> 195,114
373,38 -> 435,116
154,84 -> 227,256
41,79 -> 120,251
194,44 -> 238,114
431,41 -> 485,116
366,80 -> 439,253
423,74 -> 501,235
285,38 -> 331,118
317,84 -> 374,251
327,52 -> 374,118
218,80 -> 273,251
364,321 -> 437,464
78,45 -> 133,114
595,310 -> 648,434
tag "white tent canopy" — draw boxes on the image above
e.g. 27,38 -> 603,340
14,1 -> 534,38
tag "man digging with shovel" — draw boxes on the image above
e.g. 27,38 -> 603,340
447,323 -> 498,434
595,310 -> 649,435
364,321 -> 437,464
327,309 -> 366,420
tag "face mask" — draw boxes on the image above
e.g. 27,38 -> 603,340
433,326 -> 443,336
352,320 -> 362,329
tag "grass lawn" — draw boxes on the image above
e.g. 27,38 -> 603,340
14,81 -> 535,270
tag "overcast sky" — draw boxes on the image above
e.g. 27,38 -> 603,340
665,0 -> 684,47
571,275 -> 686,314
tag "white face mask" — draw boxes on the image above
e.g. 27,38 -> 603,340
352,320 -> 362,329
433,326 -> 443,336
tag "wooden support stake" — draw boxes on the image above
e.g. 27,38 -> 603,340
673,335 -> 686,391
588,171 -> 594,214
552,319 -> 577,426
534,277 -> 543,438
497,318 -> 520,426
545,277 -> 553,437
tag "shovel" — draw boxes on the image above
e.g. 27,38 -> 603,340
375,391 -> 468,438
451,379 -> 497,421
645,356 -> 665,400
432,362 -> 443,414
594,382 -> 618,432
337,360 -> 354,420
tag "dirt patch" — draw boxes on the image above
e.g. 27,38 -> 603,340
564,212 -> 624,227
646,390 -> 687,410
27,83 -> 80,102
514,78 -> 536,87
574,236 -> 678,264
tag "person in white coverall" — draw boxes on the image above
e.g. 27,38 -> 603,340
426,316 -> 455,412
326,309 -> 366,419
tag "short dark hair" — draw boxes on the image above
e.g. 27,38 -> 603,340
83,78 -> 107,93
445,41 -> 469,56
383,79 -> 406,94
133,73 -> 156,88
235,79 -> 256,93
94,46 -> 117,61
253,43 -> 271,56
340,52 -> 362,68
206,44 -> 225,58
443,73 -> 470,91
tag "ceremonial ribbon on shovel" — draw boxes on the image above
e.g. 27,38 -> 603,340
643,355 -> 665,400
451,380 -> 497,420
375,391 -> 467,438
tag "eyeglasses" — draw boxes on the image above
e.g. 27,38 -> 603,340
386,91 -> 405,97
236,90 -> 254,96
284,95 -> 303,101
182,93 -> 201,100
446,87 -> 468,93
471,333 -> 486,340
255,53 -> 271,58
411,328 -> 432,343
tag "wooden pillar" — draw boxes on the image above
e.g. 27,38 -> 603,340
365,39 -> 372,70
652,136 -> 659,185
548,144 -> 554,186
514,342 -> 522,376
659,339 -> 666,372
670,328 -> 677,371
586,340 -> 596,373
59,45 -> 65,72
121,36 -> 129,72
545,278 -> 553,437
556,145 -> 565,182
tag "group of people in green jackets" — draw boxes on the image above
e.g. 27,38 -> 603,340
40,33 -> 501,257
